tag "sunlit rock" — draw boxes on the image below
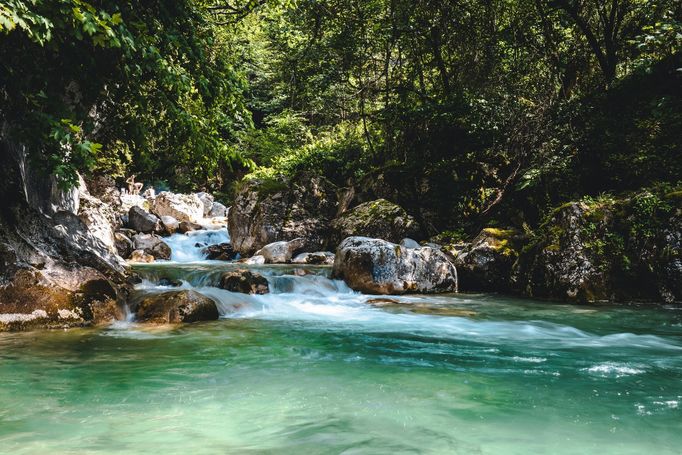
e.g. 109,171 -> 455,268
332,237 -> 458,294
152,191 -> 203,223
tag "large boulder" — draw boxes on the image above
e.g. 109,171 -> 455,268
330,199 -> 420,246
332,237 -> 458,294
135,290 -> 219,323
128,206 -> 161,234
152,191 -> 204,223
0,141 -> 130,331
228,174 -> 338,256
513,193 -> 681,303
453,228 -> 524,292
219,269 -> 269,294
0,268 -> 124,330
132,233 -> 171,260
255,238 -> 307,264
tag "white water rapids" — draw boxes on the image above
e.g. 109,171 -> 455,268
131,229 -> 682,353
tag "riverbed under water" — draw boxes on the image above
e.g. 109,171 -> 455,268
1,231 -> 681,454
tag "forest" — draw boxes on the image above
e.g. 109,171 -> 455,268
2,0 -> 680,227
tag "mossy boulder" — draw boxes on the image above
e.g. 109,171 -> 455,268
453,228 -> 525,292
513,191 -> 681,303
0,268 -> 124,331
228,173 -> 339,256
330,199 -> 420,246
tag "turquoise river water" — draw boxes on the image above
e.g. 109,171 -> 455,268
1,231 -> 681,454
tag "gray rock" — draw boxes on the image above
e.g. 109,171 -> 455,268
114,232 -> 133,258
132,233 -> 171,260
330,199 -> 420,246
219,269 -> 269,294
128,206 -> 160,234
513,198 -> 682,303
152,191 -> 204,223
228,174 -> 338,256
255,238 -> 307,264
0,143 -> 129,332
400,238 -> 421,249
332,237 -> 458,294
243,255 -> 266,265
209,201 -> 228,218
291,251 -> 335,265
135,290 -> 219,323
78,192 -> 119,254
196,192 -> 214,217
159,216 -> 180,235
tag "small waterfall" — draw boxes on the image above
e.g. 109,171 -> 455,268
164,229 -> 230,262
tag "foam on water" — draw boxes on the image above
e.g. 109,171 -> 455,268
173,273 -> 682,352
163,229 -> 230,262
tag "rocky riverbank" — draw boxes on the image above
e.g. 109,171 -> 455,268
1,160 -> 680,331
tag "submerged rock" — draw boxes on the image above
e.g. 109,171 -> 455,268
291,251 -> 335,265
228,173 -> 338,256
330,199 -> 420,246
366,298 -> 477,317
152,191 -> 204,223
219,269 -> 269,294
454,228 -> 524,292
135,290 -> 219,323
332,237 -> 458,294
132,233 -> 171,260
128,206 -> 160,234
256,238 -> 307,264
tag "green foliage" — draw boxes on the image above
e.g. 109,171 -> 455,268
1,0 -> 680,231
1,0 -> 254,190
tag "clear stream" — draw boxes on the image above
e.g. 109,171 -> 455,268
1,230 -> 681,454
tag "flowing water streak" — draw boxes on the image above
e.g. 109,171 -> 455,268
163,228 -> 230,262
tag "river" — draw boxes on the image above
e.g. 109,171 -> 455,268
1,230 -> 681,454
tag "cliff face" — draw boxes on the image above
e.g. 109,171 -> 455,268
0,136 -> 131,331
